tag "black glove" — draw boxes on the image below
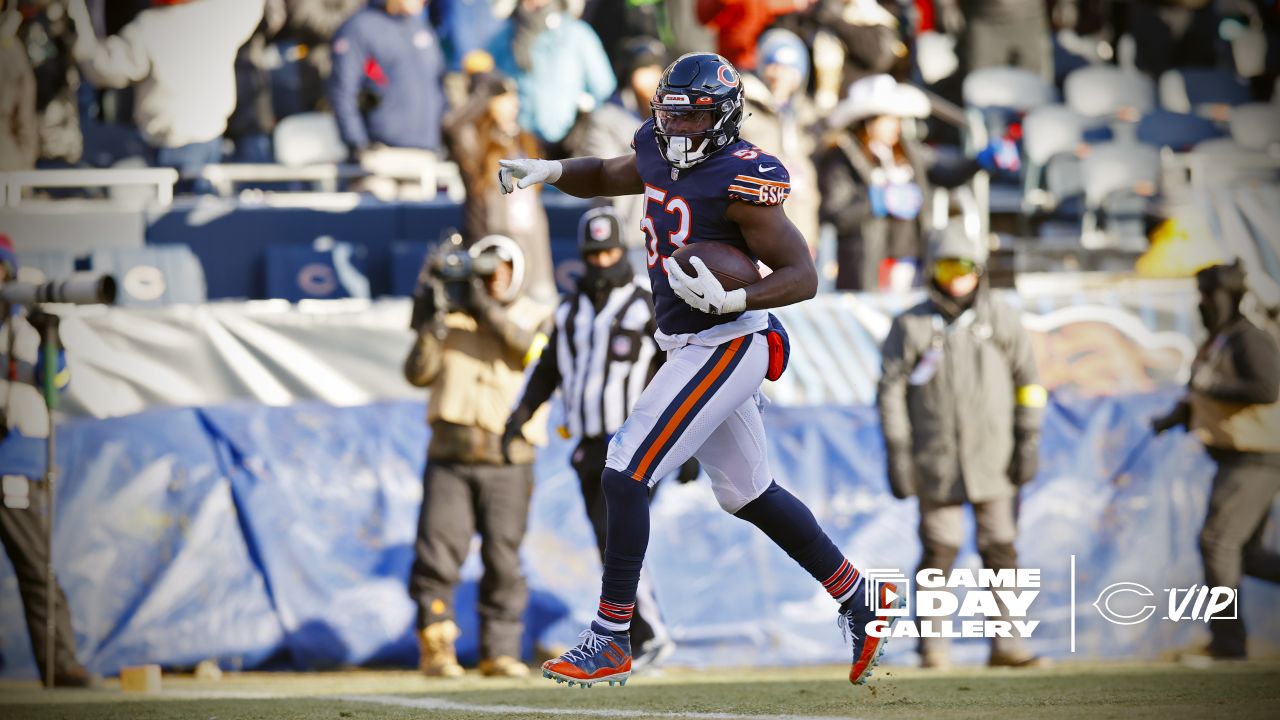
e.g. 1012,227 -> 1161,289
886,448 -> 916,500
502,406 -> 533,465
677,458 -> 701,484
1009,430 -> 1040,487
1151,402 -> 1190,436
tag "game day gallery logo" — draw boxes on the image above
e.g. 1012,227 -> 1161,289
861,569 -> 1042,639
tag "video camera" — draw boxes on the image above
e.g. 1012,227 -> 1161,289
409,231 -> 504,329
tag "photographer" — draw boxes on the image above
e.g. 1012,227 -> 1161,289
403,234 -> 552,679
0,235 -> 93,687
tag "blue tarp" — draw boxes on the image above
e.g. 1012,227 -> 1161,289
2,390 -> 1277,678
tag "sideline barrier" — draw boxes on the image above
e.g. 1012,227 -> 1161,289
2,391 -> 1276,678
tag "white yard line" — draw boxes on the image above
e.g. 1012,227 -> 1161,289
334,694 -> 863,720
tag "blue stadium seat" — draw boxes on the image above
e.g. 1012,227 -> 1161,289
1136,111 -> 1224,151
1158,68 -> 1251,115
87,245 -> 208,307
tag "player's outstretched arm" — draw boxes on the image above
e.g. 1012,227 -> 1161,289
728,202 -> 818,310
498,154 -> 642,198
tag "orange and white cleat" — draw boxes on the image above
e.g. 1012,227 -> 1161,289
841,582 -> 905,685
541,622 -> 632,688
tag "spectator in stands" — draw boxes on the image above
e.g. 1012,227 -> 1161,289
1126,0 -> 1219,79
276,0 -> 365,115
742,29 -> 821,252
66,0 -> 265,191
329,0 -> 446,200
797,0 -> 905,109
943,0 -> 1053,82
1152,261 -> 1280,660
817,74 -> 1001,290
227,0 -> 286,163
403,235 -> 552,679
490,0 -> 616,149
0,236 -> 96,688
429,0 -> 510,110
443,65 -> 556,303
696,0 -> 815,71
877,222 -> 1046,671
16,1 -> 83,166
583,0 -> 664,83
0,4 -> 38,171
666,0 -> 717,57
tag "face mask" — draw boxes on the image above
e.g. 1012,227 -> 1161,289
1198,290 -> 1241,334
581,258 -> 633,294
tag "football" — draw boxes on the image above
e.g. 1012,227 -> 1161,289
671,242 -> 761,291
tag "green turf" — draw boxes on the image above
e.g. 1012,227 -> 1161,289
1,662 -> 1278,720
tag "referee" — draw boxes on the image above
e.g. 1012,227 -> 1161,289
504,206 -> 689,670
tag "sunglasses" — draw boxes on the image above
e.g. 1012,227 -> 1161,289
933,258 -> 977,284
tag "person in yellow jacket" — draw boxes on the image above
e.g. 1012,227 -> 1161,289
403,234 -> 551,678
1153,261 -> 1280,660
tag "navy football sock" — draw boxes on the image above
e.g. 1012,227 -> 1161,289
596,468 -> 650,633
734,481 -> 863,604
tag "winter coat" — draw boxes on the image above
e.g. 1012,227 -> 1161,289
489,14 -> 616,144
329,4 -> 446,151
73,0 -> 265,148
877,286 -> 1043,504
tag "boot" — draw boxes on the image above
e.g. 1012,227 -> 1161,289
478,655 -> 530,678
418,620 -> 464,677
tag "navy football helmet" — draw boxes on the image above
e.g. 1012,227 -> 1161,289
650,53 -> 745,169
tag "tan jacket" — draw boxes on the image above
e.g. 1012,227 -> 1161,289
404,296 -> 551,464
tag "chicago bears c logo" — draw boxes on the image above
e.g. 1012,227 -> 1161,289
717,65 -> 738,87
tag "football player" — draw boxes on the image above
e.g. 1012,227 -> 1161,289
499,52 -> 901,688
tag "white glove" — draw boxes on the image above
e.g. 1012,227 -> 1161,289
664,256 -> 747,315
498,158 -> 562,194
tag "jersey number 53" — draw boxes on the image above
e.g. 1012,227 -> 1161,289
641,184 -> 689,269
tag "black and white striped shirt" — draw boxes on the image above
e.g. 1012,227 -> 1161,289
515,280 -> 659,439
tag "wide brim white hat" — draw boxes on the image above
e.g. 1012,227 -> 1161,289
829,74 -> 932,129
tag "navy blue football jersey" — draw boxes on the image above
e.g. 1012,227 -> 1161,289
632,118 -> 791,336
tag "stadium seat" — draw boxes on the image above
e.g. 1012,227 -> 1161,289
1021,105 -> 1095,212
963,66 -> 1057,113
273,112 -> 349,168
1063,65 -> 1156,119
1228,103 -> 1280,151
1158,68 -> 1251,115
87,245 -> 208,307
1136,111 -> 1224,152
265,240 -> 370,302
1080,142 -> 1160,248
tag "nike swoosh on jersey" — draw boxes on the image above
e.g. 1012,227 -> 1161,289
758,164 -> 776,172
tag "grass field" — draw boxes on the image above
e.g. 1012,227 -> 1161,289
2,661 -> 1278,720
